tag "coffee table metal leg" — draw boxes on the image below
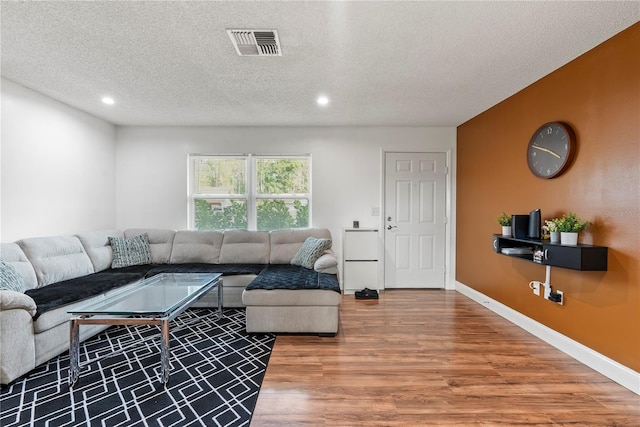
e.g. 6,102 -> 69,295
160,319 -> 171,384
69,318 -> 80,386
217,279 -> 223,316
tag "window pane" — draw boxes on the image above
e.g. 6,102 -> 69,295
256,158 -> 309,195
194,198 -> 247,230
257,199 -> 309,231
195,158 -> 246,195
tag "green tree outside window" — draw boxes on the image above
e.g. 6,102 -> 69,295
192,156 -> 310,230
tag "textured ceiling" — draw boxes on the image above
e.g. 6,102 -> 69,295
1,1 -> 638,127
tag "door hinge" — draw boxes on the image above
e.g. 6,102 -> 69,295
443,166 -> 449,174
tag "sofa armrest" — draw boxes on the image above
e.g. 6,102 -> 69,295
0,290 -> 37,384
0,290 -> 37,316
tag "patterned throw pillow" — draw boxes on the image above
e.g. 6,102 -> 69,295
0,259 -> 26,292
290,237 -> 332,270
109,233 -> 153,269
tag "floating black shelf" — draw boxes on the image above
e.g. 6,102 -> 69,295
492,235 -> 608,271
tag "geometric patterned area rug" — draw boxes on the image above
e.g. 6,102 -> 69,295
0,309 -> 275,427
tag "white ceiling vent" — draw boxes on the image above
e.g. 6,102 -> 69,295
227,29 -> 282,56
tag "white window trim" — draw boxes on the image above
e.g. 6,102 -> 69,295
188,153 -> 312,230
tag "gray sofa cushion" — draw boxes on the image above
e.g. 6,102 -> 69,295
76,229 -> 124,272
219,230 -> 270,264
17,236 -> 94,288
31,292 -> 106,335
0,243 -> 39,290
124,229 -> 176,264
170,230 -> 224,264
242,289 -> 342,307
269,228 -> 332,263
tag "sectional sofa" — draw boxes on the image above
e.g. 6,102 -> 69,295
0,228 -> 341,385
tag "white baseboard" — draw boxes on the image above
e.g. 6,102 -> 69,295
455,281 -> 640,395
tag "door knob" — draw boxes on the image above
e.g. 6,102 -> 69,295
387,225 -> 397,230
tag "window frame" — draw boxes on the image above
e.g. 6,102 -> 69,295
188,153 -> 312,230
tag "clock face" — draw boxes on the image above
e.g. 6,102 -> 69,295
527,122 -> 575,179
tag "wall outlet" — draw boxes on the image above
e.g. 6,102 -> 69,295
531,281 -> 540,296
371,207 -> 380,216
529,280 -> 541,296
548,289 -> 564,305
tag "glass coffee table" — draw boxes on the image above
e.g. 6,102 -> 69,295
67,272 -> 222,386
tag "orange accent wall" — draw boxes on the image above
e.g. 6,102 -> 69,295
456,23 -> 639,372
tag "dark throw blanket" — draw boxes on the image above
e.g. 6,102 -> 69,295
25,263 -> 337,319
245,264 -> 340,292
25,266 -> 151,319
25,263 -> 269,319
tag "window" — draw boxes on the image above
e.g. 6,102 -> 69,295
189,155 -> 311,231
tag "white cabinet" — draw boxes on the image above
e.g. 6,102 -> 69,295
343,228 -> 379,294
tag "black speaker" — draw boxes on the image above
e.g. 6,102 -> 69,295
511,215 -> 529,239
529,209 -> 541,239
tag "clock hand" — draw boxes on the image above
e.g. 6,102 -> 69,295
532,144 -> 561,159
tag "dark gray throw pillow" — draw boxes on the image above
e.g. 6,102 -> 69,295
290,237 -> 332,270
109,233 -> 153,269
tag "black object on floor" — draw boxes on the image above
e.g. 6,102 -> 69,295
355,288 -> 379,300
0,309 -> 275,427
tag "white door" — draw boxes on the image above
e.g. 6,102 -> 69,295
384,152 -> 447,288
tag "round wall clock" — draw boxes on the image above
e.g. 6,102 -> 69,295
527,122 -> 576,179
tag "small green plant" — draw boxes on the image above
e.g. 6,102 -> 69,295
497,212 -> 511,226
543,218 -> 560,233
556,212 -> 588,233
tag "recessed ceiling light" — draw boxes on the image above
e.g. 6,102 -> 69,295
316,95 -> 329,106
102,96 -> 115,105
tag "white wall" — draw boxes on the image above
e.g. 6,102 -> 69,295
0,79 -> 116,242
115,126 -> 457,284
0,82 -> 457,284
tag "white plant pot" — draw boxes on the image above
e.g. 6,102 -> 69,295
549,231 -> 560,244
502,226 -> 512,237
560,232 -> 578,245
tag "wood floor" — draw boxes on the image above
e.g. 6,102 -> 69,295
251,290 -> 639,426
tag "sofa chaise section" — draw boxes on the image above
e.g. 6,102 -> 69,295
242,228 -> 341,336
243,264 -> 341,335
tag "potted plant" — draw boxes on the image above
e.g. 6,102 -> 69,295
543,218 -> 561,243
497,212 -> 512,236
555,212 -> 588,245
